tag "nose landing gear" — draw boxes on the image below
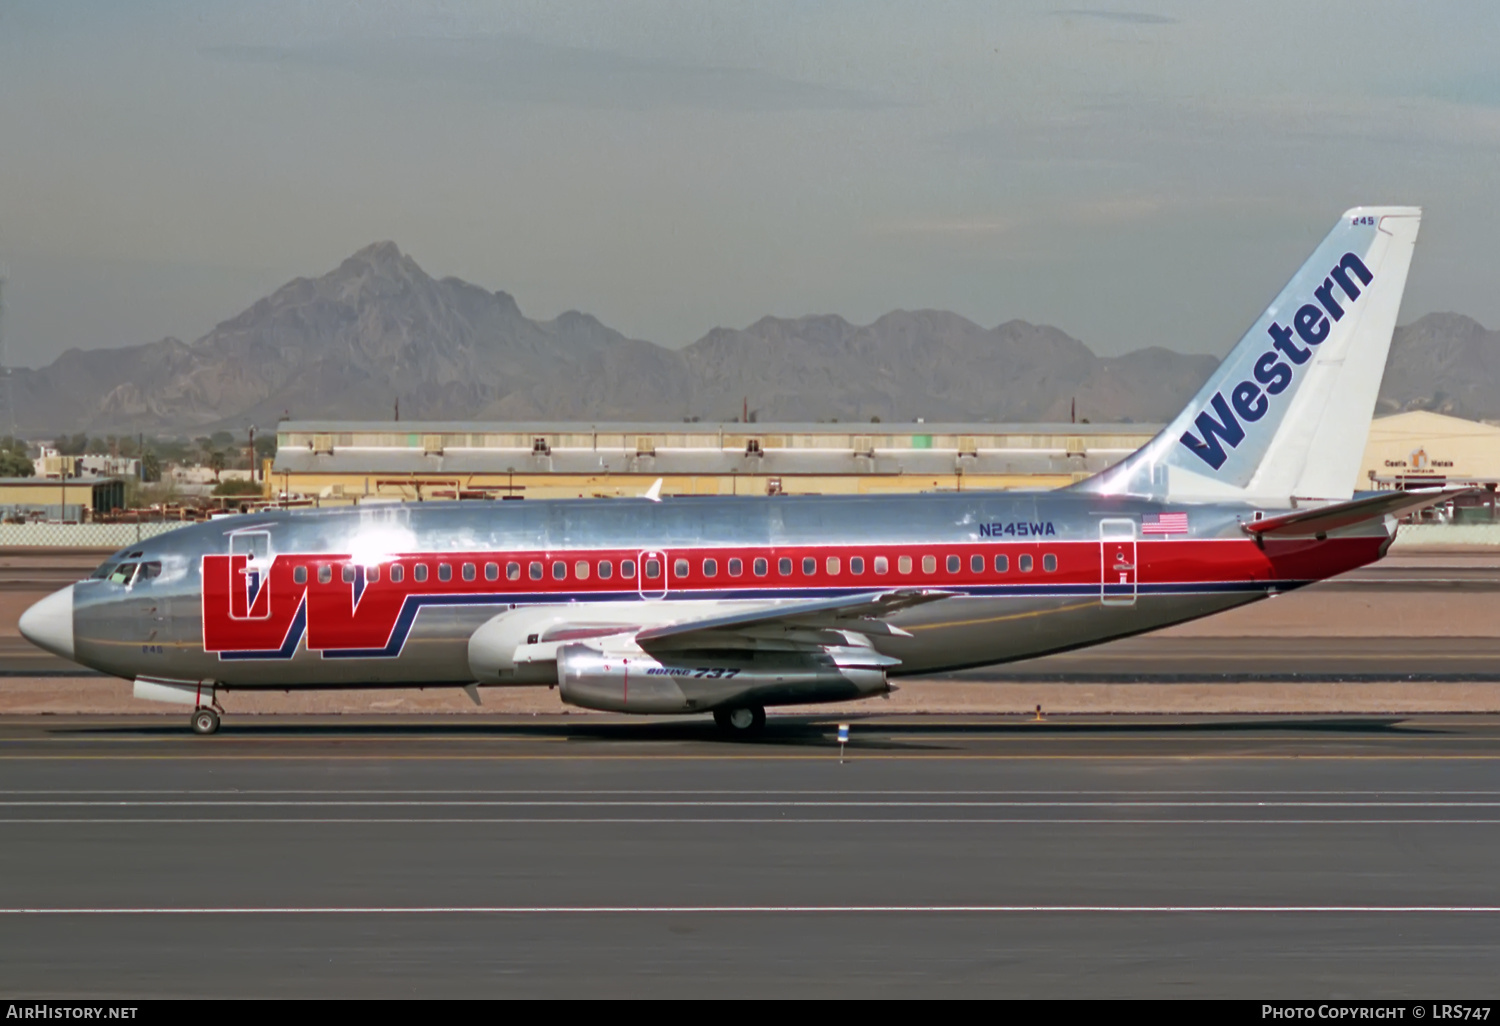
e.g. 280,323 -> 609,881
191,707 -> 221,735
713,704 -> 766,736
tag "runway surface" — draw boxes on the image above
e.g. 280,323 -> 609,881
4,713 -> 1500,997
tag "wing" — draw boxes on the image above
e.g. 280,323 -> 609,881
633,588 -> 954,643
494,589 -> 955,678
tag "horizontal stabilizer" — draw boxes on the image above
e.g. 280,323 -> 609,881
1244,488 -> 1471,538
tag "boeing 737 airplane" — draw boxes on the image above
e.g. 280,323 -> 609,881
19,207 -> 1459,735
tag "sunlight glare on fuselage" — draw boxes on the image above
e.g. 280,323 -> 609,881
345,524 -> 419,567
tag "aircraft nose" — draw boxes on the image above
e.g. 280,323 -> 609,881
18,585 -> 75,661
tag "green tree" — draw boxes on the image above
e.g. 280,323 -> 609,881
141,450 -> 161,483
0,437 -> 33,478
213,479 -> 264,497
207,450 -> 226,482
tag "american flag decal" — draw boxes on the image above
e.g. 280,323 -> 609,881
1141,512 -> 1189,535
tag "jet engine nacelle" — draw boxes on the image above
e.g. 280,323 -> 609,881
467,605 -> 626,685
555,642 -> 891,714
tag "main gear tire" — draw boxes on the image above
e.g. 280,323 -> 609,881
713,705 -> 766,736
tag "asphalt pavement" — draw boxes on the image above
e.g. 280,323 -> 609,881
3,713 -> 1500,997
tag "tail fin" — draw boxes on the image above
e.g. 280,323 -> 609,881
1075,206 -> 1421,502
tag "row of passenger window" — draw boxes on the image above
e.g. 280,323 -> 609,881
676,553 -> 1058,577
294,559 -> 642,585
290,551 -> 1059,586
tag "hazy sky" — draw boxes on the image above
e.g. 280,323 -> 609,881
2,1 -> 1498,368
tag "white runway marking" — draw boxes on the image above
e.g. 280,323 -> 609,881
5,817 -> 1500,825
3,905 -> 1500,915
8,792 -> 1500,804
3,798 -> 1500,807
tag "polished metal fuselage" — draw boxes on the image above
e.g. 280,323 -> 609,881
70,491 -> 1388,692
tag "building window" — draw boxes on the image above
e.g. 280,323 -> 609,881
874,556 -> 888,574
946,555 -> 961,574
621,560 -> 636,579
552,561 -> 566,580
779,557 -> 793,576
898,555 -> 912,574
575,560 -> 589,580
485,562 -> 499,582
528,562 -> 542,581
438,563 -> 452,582
850,556 -> 865,575
703,558 -> 717,577
294,566 -> 307,584
970,554 -> 984,573
391,564 -> 404,583
802,556 -> 816,575
826,556 -> 840,575
1043,553 -> 1057,573
462,563 -> 476,582
754,557 -> 768,577
506,562 -> 520,581
674,558 -> 689,578
728,557 -> 743,577
994,554 -> 1008,573
414,564 -> 428,583
645,558 -> 661,580
1019,554 -> 1033,573
598,561 -> 613,579
922,555 -> 937,574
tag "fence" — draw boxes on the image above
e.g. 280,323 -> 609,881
1390,524 -> 1500,547
0,522 -> 187,549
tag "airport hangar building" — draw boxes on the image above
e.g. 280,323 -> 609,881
270,420 -> 1157,502
269,410 -> 1500,506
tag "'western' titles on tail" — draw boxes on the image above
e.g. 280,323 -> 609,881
1179,249 -> 1374,471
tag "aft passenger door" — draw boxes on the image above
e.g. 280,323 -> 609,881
1099,519 -> 1137,606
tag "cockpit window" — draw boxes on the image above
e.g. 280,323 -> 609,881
108,563 -> 138,585
90,562 -> 119,580
137,562 -> 162,581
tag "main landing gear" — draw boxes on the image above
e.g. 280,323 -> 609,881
713,704 -> 766,736
191,707 -> 221,736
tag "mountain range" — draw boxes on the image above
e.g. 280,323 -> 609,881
9,242 -> 1497,435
